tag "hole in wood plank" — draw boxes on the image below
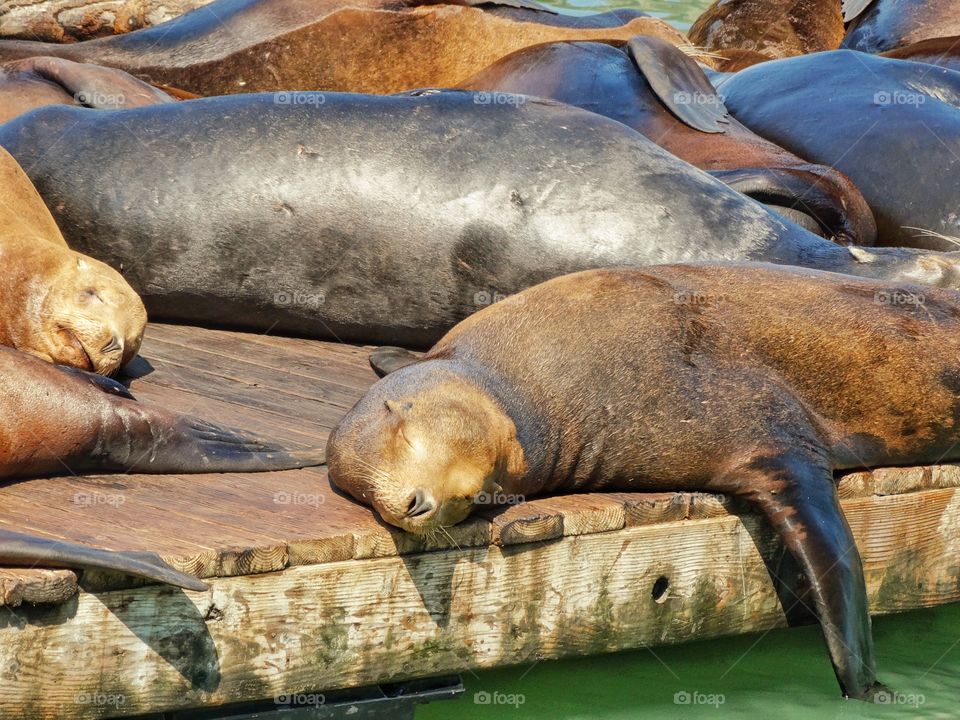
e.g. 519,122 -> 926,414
652,576 -> 670,603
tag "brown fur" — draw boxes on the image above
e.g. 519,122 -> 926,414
0,0 -> 691,95
690,0 -> 844,71
881,36 -> 960,72
0,147 -> 146,373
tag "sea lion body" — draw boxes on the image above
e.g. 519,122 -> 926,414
0,344 -> 324,588
881,36 -> 960,73
0,0 -> 689,95
689,0 -> 844,71
843,0 -> 960,54
1,92 -> 955,347
0,56 -> 175,124
716,51 -> 960,250
0,146 -> 147,373
459,37 -> 876,245
328,262 -> 960,698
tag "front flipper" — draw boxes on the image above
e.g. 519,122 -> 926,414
719,449 -> 881,699
369,347 -> 421,378
842,0 -> 874,23
626,35 -> 730,133
55,364 -> 135,399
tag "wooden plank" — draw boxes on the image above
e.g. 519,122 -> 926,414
2,487 -> 959,718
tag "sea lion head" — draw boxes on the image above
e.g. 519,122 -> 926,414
327,363 -> 525,534
34,251 -> 147,375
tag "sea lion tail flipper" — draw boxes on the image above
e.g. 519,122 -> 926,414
626,35 -> 730,134
369,347 -> 421,378
56,364 -> 136,399
0,529 -> 207,591
841,0 -> 873,23
721,450 -> 880,699
111,412 -> 326,474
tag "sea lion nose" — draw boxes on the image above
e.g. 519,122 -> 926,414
405,489 -> 436,519
102,336 -> 123,354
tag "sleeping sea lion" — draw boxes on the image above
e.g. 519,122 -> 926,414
0,345 -> 324,587
843,0 -> 960,54
2,92 -> 958,347
328,261 -> 960,699
0,56 -> 176,124
0,0 -> 692,95
459,36 -> 876,245
689,0 -> 844,71
880,36 -> 960,72
715,51 -> 960,250
0,146 -> 146,373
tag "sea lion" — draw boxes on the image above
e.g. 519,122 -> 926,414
0,344 -> 324,588
459,37 -> 876,245
3,92 -> 958,347
715,51 -> 960,250
0,0 -> 692,96
688,0 -> 844,71
881,36 -> 960,72
328,261 -> 960,698
0,146 -> 147,373
843,0 -> 960,54
0,56 -> 176,124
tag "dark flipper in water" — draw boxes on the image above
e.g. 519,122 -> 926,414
0,528 -> 207,591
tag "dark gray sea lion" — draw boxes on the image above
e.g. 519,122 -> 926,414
459,37 -> 877,245
843,0 -> 960,54
329,262 -> 960,698
715,51 -> 960,250
0,0 -> 691,95
1,91 -> 957,347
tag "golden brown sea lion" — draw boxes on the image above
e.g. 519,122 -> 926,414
459,37 -> 877,245
880,36 -> 960,72
328,261 -> 960,698
0,0 -> 693,95
0,146 -> 146,373
843,0 -> 960,54
0,56 -> 176,124
0,344 -> 324,589
689,0 -> 844,71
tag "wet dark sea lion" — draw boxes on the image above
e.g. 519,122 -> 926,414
459,37 -> 876,245
0,145 -> 147,373
716,51 -> 960,250
327,262 -> 960,698
0,0 -> 690,95
0,344 -> 324,588
2,91 -> 957,347
881,36 -> 960,73
843,0 -> 960,54
0,56 -> 176,124
689,0 -> 844,71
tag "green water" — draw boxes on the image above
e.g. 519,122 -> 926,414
421,0 -> 960,716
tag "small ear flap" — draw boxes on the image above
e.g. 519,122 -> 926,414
370,347 -> 421,378
848,246 -> 877,263
842,0 -> 874,23
56,365 -> 136,399
384,399 -> 413,415
626,35 -> 730,134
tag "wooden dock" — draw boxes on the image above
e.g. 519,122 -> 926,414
2,323 -> 960,718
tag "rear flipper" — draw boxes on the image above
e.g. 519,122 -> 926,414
718,449 -> 883,699
369,347 -> 421,378
0,528 -> 207,591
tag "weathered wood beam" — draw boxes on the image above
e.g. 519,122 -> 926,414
2,485 -> 959,719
